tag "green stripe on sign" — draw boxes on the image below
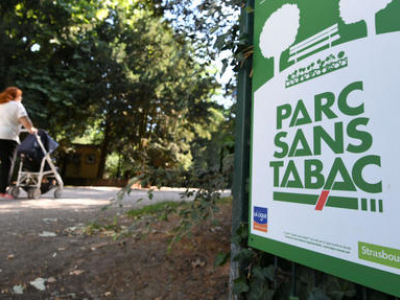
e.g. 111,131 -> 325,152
361,198 -> 367,211
326,196 -> 358,210
370,199 -> 376,212
359,242 -> 400,270
273,192 -> 318,205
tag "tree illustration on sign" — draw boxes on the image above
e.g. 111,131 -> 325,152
339,0 -> 394,35
259,4 -> 300,76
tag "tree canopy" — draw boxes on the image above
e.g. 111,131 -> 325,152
0,0 -> 239,183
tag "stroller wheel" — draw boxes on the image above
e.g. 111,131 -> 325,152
9,186 -> 20,199
28,188 -> 41,199
54,187 -> 63,199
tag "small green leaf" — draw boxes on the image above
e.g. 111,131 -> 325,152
246,6 -> 254,13
262,265 -> 275,281
96,8 -> 109,20
308,289 -> 331,300
233,277 -> 250,295
214,252 -> 230,267
252,266 -> 264,280
213,32 -> 230,50
233,248 -> 253,262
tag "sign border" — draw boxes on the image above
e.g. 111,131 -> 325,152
248,234 -> 400,296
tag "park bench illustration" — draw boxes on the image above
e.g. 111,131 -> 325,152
285,24 -> 348,88
288,23 -> 340,64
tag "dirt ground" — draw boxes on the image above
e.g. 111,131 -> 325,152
0,188 -> 232,300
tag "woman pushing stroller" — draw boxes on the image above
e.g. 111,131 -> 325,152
0,87 -> 37,199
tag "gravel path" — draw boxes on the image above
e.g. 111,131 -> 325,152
0,186 -> 231,299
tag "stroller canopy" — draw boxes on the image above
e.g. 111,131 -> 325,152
18,129 -> 59,156
17,129 -> 59,172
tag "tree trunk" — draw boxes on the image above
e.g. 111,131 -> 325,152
366,16 -> 376,36
138,112 -> 148,169
97,120 -> 111,179
274,55 -> 280,75
116,150 -> 122,179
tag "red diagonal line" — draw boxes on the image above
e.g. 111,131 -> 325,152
315,190 -> 330,211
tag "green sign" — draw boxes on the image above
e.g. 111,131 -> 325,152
249,0 -> 400,296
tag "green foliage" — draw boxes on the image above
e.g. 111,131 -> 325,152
230,222 -> 398,300
126,201 -> 184,220
233,276 -> 250,295
101,164 -> 232,250
1,0 -> 229,182
84,216 -> 121,236
84,221 -> 103,235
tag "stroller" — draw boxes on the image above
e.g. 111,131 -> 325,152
8,129 -> 64,199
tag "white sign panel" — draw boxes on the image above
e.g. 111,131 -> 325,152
249,0 -> 400,296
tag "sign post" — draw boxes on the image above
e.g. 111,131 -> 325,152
230,0 -> 254,299
249,0 -> 400,296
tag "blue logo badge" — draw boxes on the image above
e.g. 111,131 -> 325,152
253,206 -> 268,232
